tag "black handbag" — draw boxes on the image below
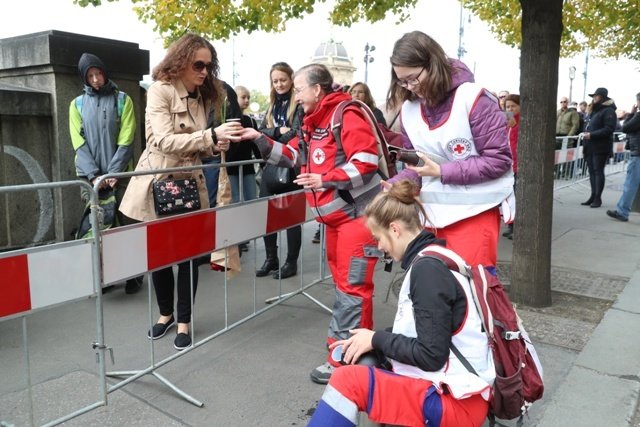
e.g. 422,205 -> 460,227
152,177 -> 201,216
262,164 -> 299,194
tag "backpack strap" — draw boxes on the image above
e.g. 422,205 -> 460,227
420,245 -> 495,338
330,99 -> 393,180
115,90 -> 126,118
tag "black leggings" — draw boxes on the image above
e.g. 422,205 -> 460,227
152,260 -> 198,324
585,152 -> 609,201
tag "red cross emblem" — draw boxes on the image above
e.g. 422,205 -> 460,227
447,138 -> 472,159
312,148 -> 326,165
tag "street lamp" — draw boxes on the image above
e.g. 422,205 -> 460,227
568,66 -> 576,103
364,43 -> 375,84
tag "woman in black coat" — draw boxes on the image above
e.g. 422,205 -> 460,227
581,87 -> 617,208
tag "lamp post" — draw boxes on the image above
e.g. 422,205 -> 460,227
568,66 -> 576,103
364,43 -> 375,84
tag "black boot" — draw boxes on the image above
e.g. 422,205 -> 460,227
256,243 -> 279,277
273,260 -> 297,279
581,197 -> 594,206
590,198 -> 602,208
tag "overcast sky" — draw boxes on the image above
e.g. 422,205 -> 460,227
1,0 -> 638,110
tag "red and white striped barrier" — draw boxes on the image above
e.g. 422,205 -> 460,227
554,141 -> 625,165
0,241 -> 94,319
1,191 -> 313,320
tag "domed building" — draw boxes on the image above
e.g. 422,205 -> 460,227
311,40 -> 356,87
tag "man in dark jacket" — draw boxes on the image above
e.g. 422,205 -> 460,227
580,87 -> 618,208
607,92 -> 640,221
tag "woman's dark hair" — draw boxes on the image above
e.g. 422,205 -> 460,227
350,82 -> 377,110
266,62 -> 297,128
152,33 -> 224,114
386,31 -> 452,110
364,179 -> 428,232
505,94 -> 520,105
294,63 -> 334,94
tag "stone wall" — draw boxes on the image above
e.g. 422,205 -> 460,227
0,31 -> 149,250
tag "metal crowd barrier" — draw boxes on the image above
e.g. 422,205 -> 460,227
553,133 -> 628,191
0,159 -> 331,426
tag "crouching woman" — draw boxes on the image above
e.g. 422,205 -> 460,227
308,179 -> 495,427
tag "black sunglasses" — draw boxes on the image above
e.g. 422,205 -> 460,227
192,61 -> 214,73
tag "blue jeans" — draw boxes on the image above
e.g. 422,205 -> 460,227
229,173 -> 257,203
202,157 -> 221,208
616,156 -> 640,218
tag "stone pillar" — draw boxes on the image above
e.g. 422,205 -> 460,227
0,30 -> 149,249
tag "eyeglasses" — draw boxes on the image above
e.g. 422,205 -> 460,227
192,61 -> 214,73
294,85 -> 308,94
396,68 -> 425,88
499,95 -> 507,100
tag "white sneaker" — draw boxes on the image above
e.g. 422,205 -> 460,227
310,362 -> 335,384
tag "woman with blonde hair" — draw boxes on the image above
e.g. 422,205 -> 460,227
255,62 -> 303,280
120,33 -> 243,351
308,179 -> 494,427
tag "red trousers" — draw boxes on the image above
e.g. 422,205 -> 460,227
324,217 -> 377,364
326,365 -> 488,427
431,207 -> 500,267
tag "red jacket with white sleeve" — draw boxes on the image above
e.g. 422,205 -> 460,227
254,91 -> 381,227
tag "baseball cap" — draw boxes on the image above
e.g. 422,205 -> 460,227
588,87 -> 608,98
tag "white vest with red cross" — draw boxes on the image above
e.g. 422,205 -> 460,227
390,249 -> 495,400
401,82 -> 514,228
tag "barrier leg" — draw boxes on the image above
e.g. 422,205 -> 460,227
106,271 -> 202,407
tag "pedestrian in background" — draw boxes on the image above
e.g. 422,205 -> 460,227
120,33 -> 242,351
607,92 -> 640,222
349,81 -> 387,126
503,93 -> 520,240
580,87 -> 617,208
69,52 -> 142,294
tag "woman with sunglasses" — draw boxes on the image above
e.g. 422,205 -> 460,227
385,31 -> 514,270
120,33 -> 242,351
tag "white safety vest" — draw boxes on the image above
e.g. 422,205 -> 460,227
390,253 -> 495,400
401,82 -> 514,228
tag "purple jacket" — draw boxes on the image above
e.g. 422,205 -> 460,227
390,59 -> 512,187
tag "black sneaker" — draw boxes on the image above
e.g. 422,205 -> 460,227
312,228 -> 321,244
125,276 -> 143,294
606,210 -> 628,222
148,316 -> 175,340
174,332 -> 192,351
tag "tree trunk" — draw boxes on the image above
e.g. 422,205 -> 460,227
511,0 -> 563,307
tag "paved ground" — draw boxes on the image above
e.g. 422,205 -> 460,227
1,171 -> 639,426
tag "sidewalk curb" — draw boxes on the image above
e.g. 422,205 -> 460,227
538,271 -> 640,426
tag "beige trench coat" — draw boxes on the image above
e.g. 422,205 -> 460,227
120,79 -> 216,222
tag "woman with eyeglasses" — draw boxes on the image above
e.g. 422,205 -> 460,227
240,63 -> 381,385
385,31 -> 514,270
120,33 -> 243,351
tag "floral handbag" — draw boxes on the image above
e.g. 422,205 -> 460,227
152,177 -> 201,216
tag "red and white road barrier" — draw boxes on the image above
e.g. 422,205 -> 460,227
0,191 -> 313,320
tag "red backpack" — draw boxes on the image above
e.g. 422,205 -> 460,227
420,245 -> 544,425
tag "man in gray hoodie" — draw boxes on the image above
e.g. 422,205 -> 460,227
69,52 -> 142,294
